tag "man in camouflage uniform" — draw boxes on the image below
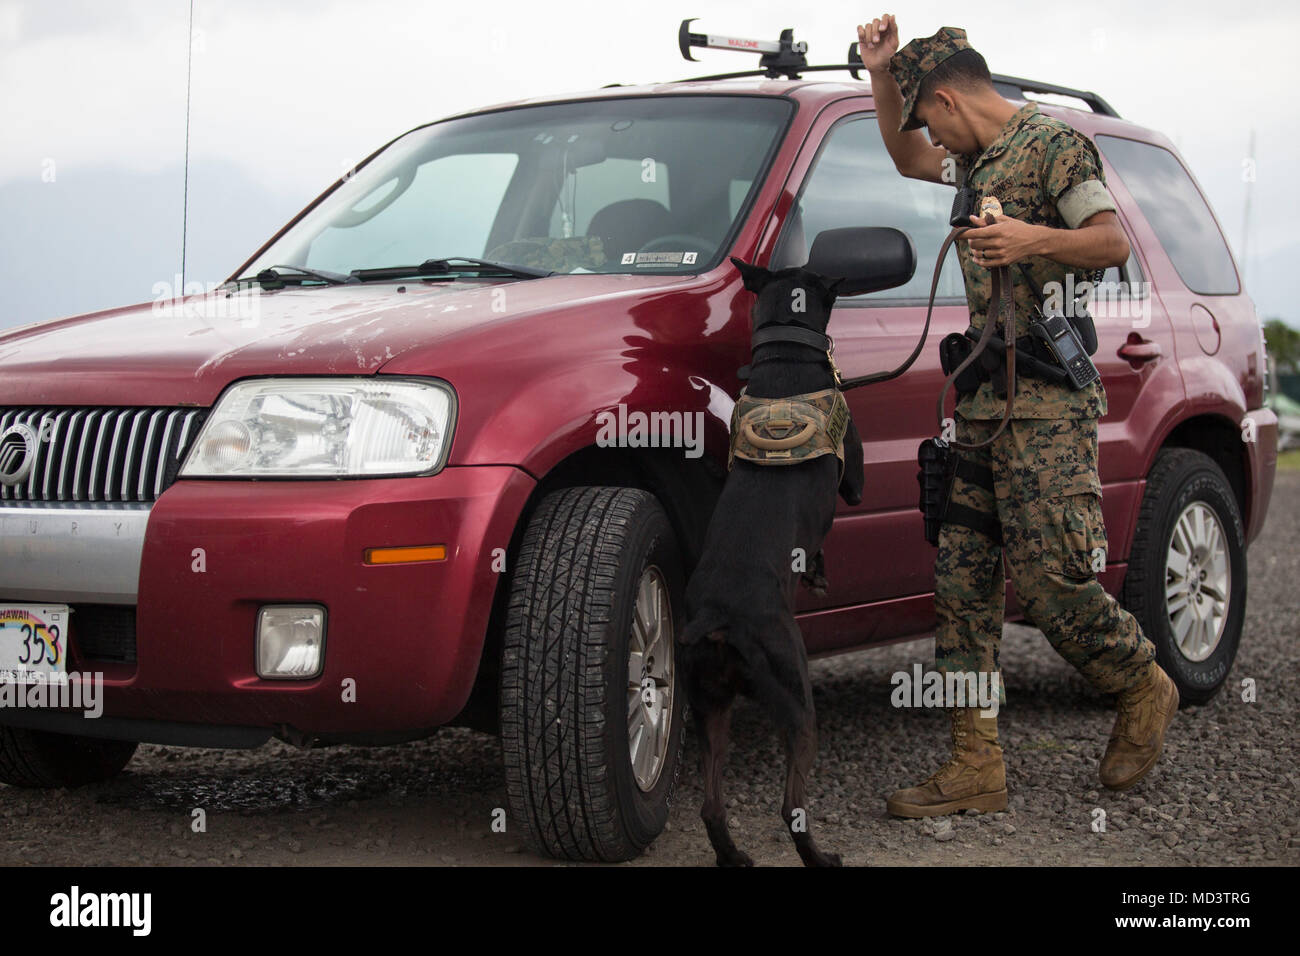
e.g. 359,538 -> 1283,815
855,16 -> 1179,815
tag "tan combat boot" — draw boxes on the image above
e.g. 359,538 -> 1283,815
1100,663 -> 1179,790
886,707 -> 1008,817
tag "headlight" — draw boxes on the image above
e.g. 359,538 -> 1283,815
180,378 -> 455,478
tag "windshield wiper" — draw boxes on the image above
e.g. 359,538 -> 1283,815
349,257 -> 553,282
236,264 -> 359,288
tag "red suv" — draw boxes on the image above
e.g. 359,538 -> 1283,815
0,59 -> 1277,862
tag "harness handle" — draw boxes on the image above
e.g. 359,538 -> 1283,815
742,420 -> 817,450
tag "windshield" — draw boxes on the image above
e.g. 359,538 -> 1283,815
239,95 -> 792,281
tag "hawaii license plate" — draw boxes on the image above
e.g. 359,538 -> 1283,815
0,604 -> 69,683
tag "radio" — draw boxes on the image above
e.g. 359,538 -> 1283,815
1030,308 -> 1101,390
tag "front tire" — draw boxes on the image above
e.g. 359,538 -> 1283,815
0,726 -> 137,787
500,486 -> 686,861
1121,448 -> 1247,705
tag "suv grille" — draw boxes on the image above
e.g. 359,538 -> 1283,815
0,406 -> 207,503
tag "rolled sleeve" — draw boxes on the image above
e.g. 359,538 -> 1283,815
1057,179 -> 1117,229
1042,128 -> 1117,227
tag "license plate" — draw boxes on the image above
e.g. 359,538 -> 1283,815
0,604 -> 69,683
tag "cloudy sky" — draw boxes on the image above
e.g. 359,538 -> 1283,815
1,0 -> 1297,329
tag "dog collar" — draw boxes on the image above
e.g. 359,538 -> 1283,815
750,326 -> 832,351
740,327 -> 841,384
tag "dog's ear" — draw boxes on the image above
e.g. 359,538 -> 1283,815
838,413 -> 866,506
819,276 -> 846,307
730,256 -> 772,294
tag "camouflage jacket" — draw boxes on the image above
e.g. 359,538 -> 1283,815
950,103 -> 1116,420
728,387 -> 849,479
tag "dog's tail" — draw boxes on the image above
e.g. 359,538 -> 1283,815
680,610 -> 808,733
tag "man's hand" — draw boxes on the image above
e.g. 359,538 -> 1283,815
964,210 -> 1130,269
964,213 -> 1041,268
856,15 -> 898,73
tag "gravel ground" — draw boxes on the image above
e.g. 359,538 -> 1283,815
2,473 -> 1297,868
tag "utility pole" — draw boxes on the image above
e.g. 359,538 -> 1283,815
1241,129 -> 1255,287
182,0 -> 194,292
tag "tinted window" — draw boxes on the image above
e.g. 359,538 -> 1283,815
773,114 -> 963,301
309,154 -> 517,270
1096,136 -> 1239,295
1102,246 -> 1144,290
547,157 -> 671,237
247,96 -> 790,279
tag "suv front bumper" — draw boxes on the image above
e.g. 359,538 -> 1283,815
0,465 -> 535,743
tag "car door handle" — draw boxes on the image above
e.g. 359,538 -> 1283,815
1118,340 -> 1162,362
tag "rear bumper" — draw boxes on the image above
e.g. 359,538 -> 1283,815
0,465 -> 535,741
1244,406 -> 1278,544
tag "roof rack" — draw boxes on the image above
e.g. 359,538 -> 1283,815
670,21 -> 1121,119
678,18 -> 810,79
988,74 -> 1119,118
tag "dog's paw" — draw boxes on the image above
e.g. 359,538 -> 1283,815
802,850 -> 842,868
716,849 -> 755,868
798,846 -> 843,867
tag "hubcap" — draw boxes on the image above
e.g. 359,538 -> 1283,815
1165,502 -> 1230,662
627,566 -> 674,792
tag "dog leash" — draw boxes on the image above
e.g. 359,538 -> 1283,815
935,259 -> 1015,451
836,215 -> 1016,452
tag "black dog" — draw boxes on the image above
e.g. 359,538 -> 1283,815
679,258 -> 864,867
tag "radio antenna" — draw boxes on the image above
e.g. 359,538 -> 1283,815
181,0 -> 194,292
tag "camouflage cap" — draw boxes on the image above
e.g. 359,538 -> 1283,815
888,26 -> 972,132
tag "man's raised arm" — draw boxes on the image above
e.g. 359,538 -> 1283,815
856,15 -> 949,183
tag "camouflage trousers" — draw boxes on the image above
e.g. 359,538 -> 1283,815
934,414 -> 1156,696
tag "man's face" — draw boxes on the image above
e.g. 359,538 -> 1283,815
914,91 -> 977,154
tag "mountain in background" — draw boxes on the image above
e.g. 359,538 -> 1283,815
1,161 -> 1295,333
0,161 -> 311,330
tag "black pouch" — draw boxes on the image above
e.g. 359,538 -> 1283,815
1016,263 -> 1100,357
949,187 -> 978,227
917,437 -> 957,547
939,333 -> 983,397
1070,308 -> 1098,356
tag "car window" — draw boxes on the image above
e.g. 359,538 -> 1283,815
1096,135 -> 1239,296
1101,245 -> 1146,295
547,157 -> 671,238
729,179 -> 752,220
308,154 -> 518,270
247,96 -> 792,279
773,114 -> 964,302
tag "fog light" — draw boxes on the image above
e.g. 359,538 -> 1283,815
257,606 -> 326,679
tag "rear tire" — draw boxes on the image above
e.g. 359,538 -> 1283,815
1121,448 -> 1246,705
0,726 -> 137,787
500,486 -> 686,862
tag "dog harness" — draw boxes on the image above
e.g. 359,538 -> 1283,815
727,387 -> 850,481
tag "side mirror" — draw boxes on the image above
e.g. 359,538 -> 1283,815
806,227 -> 917,296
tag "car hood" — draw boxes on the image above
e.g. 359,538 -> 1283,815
0,274 -> 690,406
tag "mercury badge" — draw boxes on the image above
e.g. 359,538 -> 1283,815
979,196 -> 1003,219
0,423 -> 38,487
